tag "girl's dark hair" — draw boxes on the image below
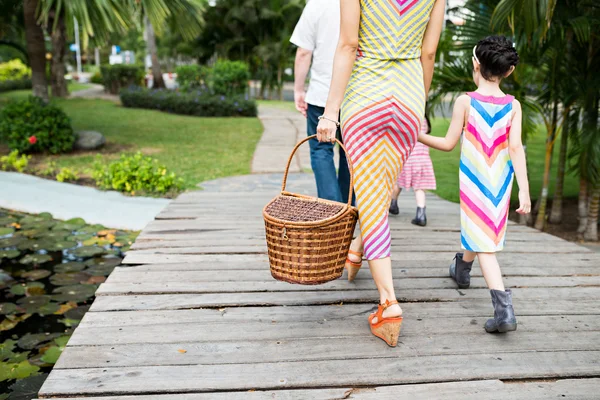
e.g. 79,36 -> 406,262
475,36 -> 519,81
424,113 -> 432,134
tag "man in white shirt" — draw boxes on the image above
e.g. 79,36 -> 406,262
290,0 -> 351,203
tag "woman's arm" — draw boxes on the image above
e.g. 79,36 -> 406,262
508,100 -> 531,214
421,0 -> 445,96
316,0 -> 360,142
418,95 -> 468,152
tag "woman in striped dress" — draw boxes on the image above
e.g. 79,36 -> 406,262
389,115 -> 437,226
316,0 -> 445,346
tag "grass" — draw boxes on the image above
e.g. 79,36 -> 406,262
257,99 -> 297,113
429,118 -> 580,203
68,82 -> 94,92
0,90 -> 263,189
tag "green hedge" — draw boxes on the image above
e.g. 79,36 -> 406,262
0,97 -> 75,154
100,64 -> 145,94
175,64 -> 209,91
0,78 -> 32,93
120,87 -> 257,117
176,61 -> 249,95
0,59 -> 31,81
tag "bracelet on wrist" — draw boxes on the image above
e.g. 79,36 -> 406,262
318,115 -> 340,127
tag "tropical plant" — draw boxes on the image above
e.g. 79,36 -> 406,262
23,0 -> 48,102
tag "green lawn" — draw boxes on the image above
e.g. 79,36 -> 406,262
429,118 -> 579,203
257,99 -> 297,113
68,81 -> 94,92
0,90 -> 263,189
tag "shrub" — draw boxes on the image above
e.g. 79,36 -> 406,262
176,64 -> 209,91
56,167 -> 79,182
0,78 -> 32,93
0,150 -> 30,172
100,64 -> 145,94
0,59 -> 31,82
90,71 -> 103,84
211,60 -> 250,95
91,152 -> 184,196
0,97 -> 75,154
120,87 -> 257,117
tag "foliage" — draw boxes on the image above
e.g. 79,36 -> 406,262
0,59 -> 30,82
55,168 -> 79,183
91,152 -> 184,195
211,60 -> 250,95
175,64 -> 209,91
120,86 -> 257,117
0,78 -> 31,93
0,150 -> 29,173
0,97 -> 75,154
90,71 -> 103,85
100,64 -> 145,95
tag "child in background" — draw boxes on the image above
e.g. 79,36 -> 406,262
389,114 -> 436,227
418,35 -> 531,333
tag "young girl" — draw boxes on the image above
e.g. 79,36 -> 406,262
418,35 -> 531,333
389,114 -> 437,227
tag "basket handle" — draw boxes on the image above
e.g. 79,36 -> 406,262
281,134 -> 354,207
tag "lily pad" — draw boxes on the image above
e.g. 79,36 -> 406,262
19,219 -> 56,230
36,302 -> 61,315
0,360 -> 40,381
43,229 -> 71,240
7,373 -> 47,400
54,335 -> 70,347
10,282 -> 44,296
64,305 -> 90,320
70,246 -> 106,258
46,240 -> 78,252
21,270 -> 51,281
67,233 -> 95,242
52,284 -> 97,303
0,303 -> 19,315
0,249 -> 20,259
85,265 -> 116,277
0,236 -> 25,248
17,332 -> 62,350
20,254 -> 53,265
17,228 -> 48,239
40,346 -> 62,364
21,215 -> 51,224
54,218 -> 86,231
50,272 -> 91,286
54,262 -> 86,273
85,257 -> 122,268
0,227 -> 14,236
16,296 -> 51,314
78,224 -> 106,234
0,216 -> 18,225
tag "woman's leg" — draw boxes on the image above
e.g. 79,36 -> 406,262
414,189 -> 426,207
369,257 -> 402,322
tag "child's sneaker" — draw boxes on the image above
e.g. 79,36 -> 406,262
449,252 -> 473,289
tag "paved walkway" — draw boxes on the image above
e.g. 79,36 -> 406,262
36,173 -> 600,399
69,83 -> 119,102
0,172 -> 168,230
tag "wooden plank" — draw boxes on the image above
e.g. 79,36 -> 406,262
37,351 -> 600,396
64,317 -> 600,348
78,300 -> 600,327
33,378 -> 600,400
89,287 -> 600,311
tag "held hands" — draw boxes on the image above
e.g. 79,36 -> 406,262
316,116 -> 338,143
516,190 -> 531,214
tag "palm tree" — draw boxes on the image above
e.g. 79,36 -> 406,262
23,0 -> 48,102
130,0 -> 205,89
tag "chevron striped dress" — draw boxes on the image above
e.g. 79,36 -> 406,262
340,0 -> 435,260
460,92 -> 515,252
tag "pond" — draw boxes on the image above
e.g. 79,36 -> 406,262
0,209 -> 138,399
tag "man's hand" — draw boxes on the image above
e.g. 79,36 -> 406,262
294,89 -> 308,117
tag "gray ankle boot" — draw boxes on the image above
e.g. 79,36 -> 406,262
411,207 -> 426,226
485,289 -> 517,333
449,252 -> 472,289
389,199 -> 399,215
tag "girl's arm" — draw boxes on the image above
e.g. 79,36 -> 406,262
316,0 -> 360,142
508,100 -> 531,214
421,0 -> 446,95
418,95 -> 469,152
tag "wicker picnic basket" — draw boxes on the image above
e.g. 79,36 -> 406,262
263,135 -> 358,285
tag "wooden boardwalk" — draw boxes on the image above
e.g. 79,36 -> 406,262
37,186 -> 600,399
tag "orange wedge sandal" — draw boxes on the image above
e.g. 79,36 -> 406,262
345,249 -> 363,282
369,299 -> 403,347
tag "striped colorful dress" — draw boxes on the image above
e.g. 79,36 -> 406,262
341,0 -> 436,260
460,92 -> 515,252
397,119 -> 437,190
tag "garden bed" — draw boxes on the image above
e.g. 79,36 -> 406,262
0,209 -> 138,399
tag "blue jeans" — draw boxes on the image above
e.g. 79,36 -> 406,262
306,104 -> 353,204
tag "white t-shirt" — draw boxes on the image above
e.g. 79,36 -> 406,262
290,0 -> 340,108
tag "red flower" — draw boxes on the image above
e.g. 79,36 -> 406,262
28,136 -> 37,145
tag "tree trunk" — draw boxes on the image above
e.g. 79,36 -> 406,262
584,187 -> 599,241
23,0 -> 48,102
534,101 -> 559,230
144,16 -> 165,89
577,178 -> 588,234
549,110 -> 571,224
49,11 -> 69,98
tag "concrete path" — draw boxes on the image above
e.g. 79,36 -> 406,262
69,83 -> 119,102
0,171 -> 168,231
